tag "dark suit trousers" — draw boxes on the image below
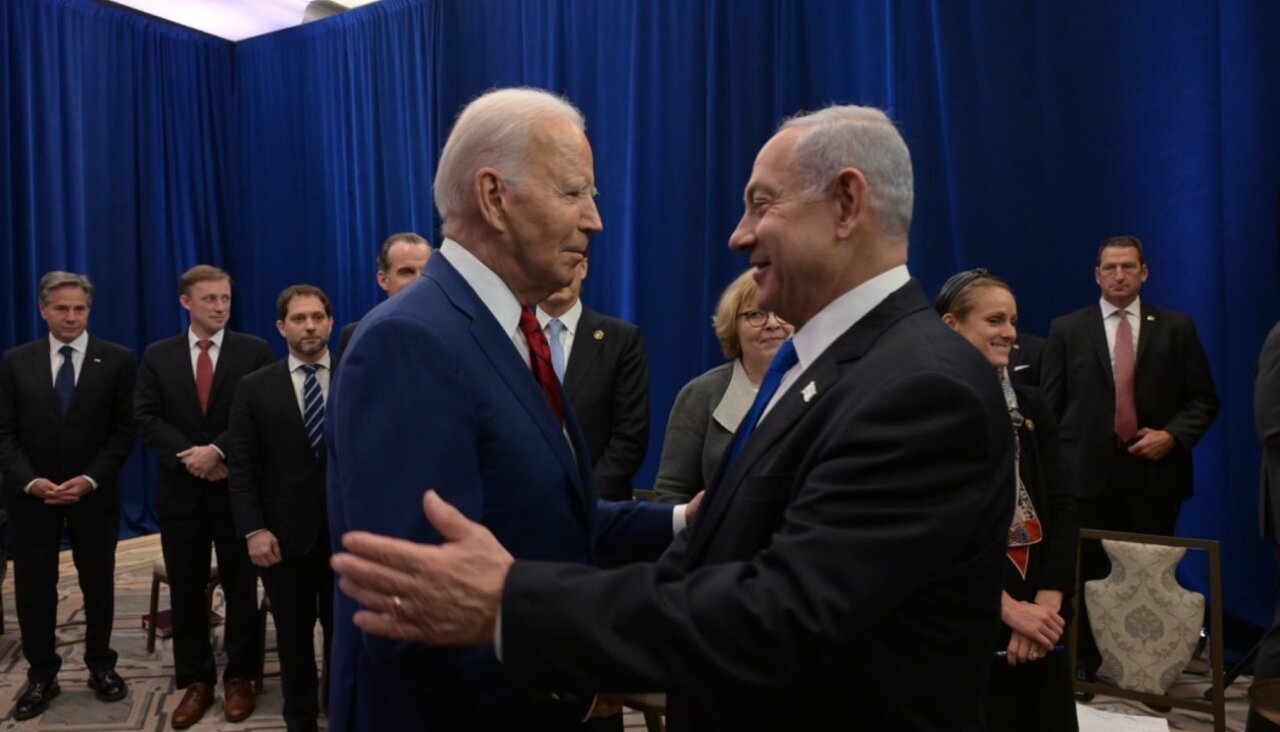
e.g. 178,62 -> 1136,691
258,538 -> 333,731
159,483 -> 260,687
1247,546 -> 1280,732
9,498 -> 119,682
1077,444 -> 1183,669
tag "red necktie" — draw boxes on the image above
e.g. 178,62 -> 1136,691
1113,310 -> 1137,441
518,309 -> 564,422
196,339 -> 214,415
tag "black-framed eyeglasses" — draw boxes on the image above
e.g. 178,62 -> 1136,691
738,309 -> 787,328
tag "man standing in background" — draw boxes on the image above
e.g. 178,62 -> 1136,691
135,265 -> 273,729
0,272 -> 135,720
537,256 -> 649,499
335,232 -> 432,362
1041,235 -> 1218,683
229,284 -> 335,732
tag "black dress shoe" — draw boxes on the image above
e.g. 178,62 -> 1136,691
12,679 -> 60,721
87,668 -> 127,702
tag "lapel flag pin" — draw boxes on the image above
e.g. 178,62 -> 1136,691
93,358 -> 102,363
801,381 -> 817,403
593,330 -> 604,340
1146,314 -> 1155,322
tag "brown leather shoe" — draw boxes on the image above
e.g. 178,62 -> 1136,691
170,682 -> 214,730
223,678 -> 256,722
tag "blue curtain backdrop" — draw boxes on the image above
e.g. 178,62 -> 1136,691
4,0 -> 1280,652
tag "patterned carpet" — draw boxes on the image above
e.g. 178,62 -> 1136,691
0,534 -> 1255,730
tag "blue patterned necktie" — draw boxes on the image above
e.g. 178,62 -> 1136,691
724,339 -> 799,467
547,318 -> 567,382
301,364 -> 324,456
55,344 -> 76,415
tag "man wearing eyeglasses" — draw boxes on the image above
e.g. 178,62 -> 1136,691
1040,235 -> 1218,686
536,257 -> 649,500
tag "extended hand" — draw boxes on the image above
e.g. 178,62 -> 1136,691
247,531 -> 282,567
332,490 -> 514,645
1128,428 -> 1176,461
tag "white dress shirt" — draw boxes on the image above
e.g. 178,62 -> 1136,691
1099,296 -> 1142,371
287,352 -> 332,416
187,326 -> 226,374
47,330 -> 89,387
536,298 -> 583,368
762,264 -> 912,419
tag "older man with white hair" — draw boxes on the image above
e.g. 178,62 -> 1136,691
325,87 -> 690,731
333,104 -> 1015,731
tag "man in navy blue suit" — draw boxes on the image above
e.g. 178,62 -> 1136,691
325,87 -> 689,730
332,104 -> 1014,731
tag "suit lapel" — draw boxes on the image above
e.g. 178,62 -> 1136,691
66,337 -> 105,416
686,280 -> 930,562
208,333 -> 238,409
170,336 -> 201,411
270,360 -> 308,436
562,307 -> 600,399
431,257 -> 587,505
1135,302 -> 1156,366
1085,304 -> 1114,387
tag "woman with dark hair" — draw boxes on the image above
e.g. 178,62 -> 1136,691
936,269 -> 1080,731
652,268 -> 792,504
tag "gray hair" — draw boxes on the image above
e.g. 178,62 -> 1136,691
38,271 -> 94,305
779,105 -> 914,242
433,87 -> 585,223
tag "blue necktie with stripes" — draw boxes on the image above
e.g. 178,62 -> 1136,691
301,364 -> 324,456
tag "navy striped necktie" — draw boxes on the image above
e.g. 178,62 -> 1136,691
301,363 -> 324,456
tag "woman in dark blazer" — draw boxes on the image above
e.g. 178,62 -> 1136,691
652,268 -> 792,504
937,269 -> 1080,732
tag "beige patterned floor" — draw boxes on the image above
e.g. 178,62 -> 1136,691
0,534 -> 1254,730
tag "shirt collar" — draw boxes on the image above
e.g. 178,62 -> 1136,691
288,352 -> 331,373
536,298 -> 582,334
439,238 -> 525,340
188,327 -> 226,350
1099,295 -> 1141,319
789,264 -> 911,372
49,330 -> 89,353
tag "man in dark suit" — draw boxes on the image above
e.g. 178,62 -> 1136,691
228,284 -> 335,732
537,257 -> 649,499
334,232 -> 431,363
1040,235 -> 1218,679
325,88 -> 685,731
1248,320 -> 1280,732
0,272 -> 135,720
135,265 -> 273,729
331,104 -> 1015,731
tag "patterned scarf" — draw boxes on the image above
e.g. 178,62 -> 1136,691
1002,367 -> 1042,579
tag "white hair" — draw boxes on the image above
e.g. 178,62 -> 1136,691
779,105 -> 914,242
433,87 -> 585,223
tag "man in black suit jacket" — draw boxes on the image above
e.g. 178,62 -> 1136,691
331,104 -> 1015,731
228,285 -> 334,732
334,232 -> 431,363
537,257 -> 649,500
0,272 -> 135,720
1251,320 -> 1280,732
134,265 -> 273,729
1041,236 -> 1218,677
